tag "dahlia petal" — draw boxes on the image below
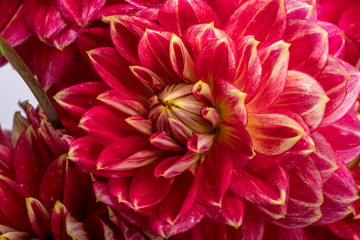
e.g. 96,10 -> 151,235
56,0 -> 106,27
154,151 -> 200,178
85,214 -> 117,240
265,226 -> 307,240
184,22 -> 227,56
158,0 -> 219,36
318,109 -> 360,164
98,89 -> 148,117
47,23 -> 84,50
76,27 -> 113,58
196,147 -> 232,206
187,132 -> 215,154
196,192 -> 245,228
169,34 -> 197,83
0,1 -> 22,30
34,40 -> 76,91
233,36 -> 261,103
1,5 -> 32,47
108,178 -> 132,206
214,79 -> 247,127
338,4 -> 360,42
129,164 -> 172,210
130,66 -> 165,93
200,107 -> 220,127
320,59 -> 360,127
97,135 -> 163,171
158,172 -> 197,225
273,70 -> 329,131
168,118 -> 193,145
0,175 -> 31,232
150,132 -> 186,153
309,132 -> 337,182
39,155 -> 68,211
125,116 -> 153,136
328,216 -> 360,240
285,0 -> 316,20
14,126 -> 52,197
51,201 -> 89,240
106,15 -> 162,65
26,198 -> 51,237
79,105 -> 136,145
284,19 -> 329,76
23,0 -> 68,41
224,0 -> 286,43
101,4 -> 159,21
236,220 -> 265,240
138,30 -> 181,83
88,47 -> 151,97
93,180 -> 130,209
54,81 -> 110,119
192,80 -> 215,106
194,37 -> 236,84
124,0 -> 164,8
231,166 -> 288,207
246,112 -> 305,156
149,207 -> 203,238
317,21 -> 345,59
247,40 -> 289,112
273,158 -> 323,228
191,218 -> 237,240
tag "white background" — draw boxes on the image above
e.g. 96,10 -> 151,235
0,63 -> 37,130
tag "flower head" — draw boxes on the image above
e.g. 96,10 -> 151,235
52,0 -> 360,238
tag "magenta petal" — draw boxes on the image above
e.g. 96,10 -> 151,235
34,40 -> 76,91
1,5 -> 32,47
284,19 -> 329,77
197,191 -> 245,228
138,30 -> 180,83
158,172 -> 197,225
196,147 -> 232,206
234,35 -> 261,103
237,220 -> 265,240
150,132 -> 185,153
79,105 -> 136,145
54,81 -> 110,119
285,0 -> 316,20
158,0 -> 219,36
26,198 -> 51,237
194,37 -> 236,84
224,0 -> 286,43
106,15 -> 162,65
129,164 -> 172,210
101,4 -> 159,21
318,21 -> 346,59
247,40 -> 289,112
88,47 -> 151,97
56,0 -> 106,27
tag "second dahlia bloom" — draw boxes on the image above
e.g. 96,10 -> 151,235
56,0 -> 360,238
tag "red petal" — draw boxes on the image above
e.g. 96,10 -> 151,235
246,112 -> 305,156
101,4 -> 159,21
129,164 -> 172,210
194,37 -> 236,84
79,105 -> 136,145
106,15 -> 162,65
247,40 -> 289,112
284,19 -> 329,76
236,220 -> 265,240
88,47 -> 151,97
224,0 -> 286,43
26,198 -> 51,237
234,36 -> 261,103
318,21 -> 346,59
56,0 -> 106,26
158,0 -> 219,36
54,81 -> 110,119
273,70 -> 329,131
138,30 -> 181,83
150,132 -> 186,153
196,147 -> 232,206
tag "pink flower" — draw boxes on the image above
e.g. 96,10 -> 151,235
51,0 -> 360,238
0,102 -> 120,239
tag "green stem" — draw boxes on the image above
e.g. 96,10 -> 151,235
0,35 -> 63,129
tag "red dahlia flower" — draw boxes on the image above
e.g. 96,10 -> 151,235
52,0 -> 360,238
0,103 -> 120,239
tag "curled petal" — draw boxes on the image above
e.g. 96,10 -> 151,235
273,70 -> 329,131
318,21 -> 345,59
129,164 -> 172,210
54,82 -> 110,119
26,198 -> 51,237
224,0 -> 286,43
284,19 -> 329,77
247,40 -> 289,112
195,37 -> 236,84
150,132 -> 185,153
246,112 -> 305,156
158,0 -> 219,36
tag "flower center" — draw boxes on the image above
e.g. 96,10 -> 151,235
148,84 -> 214,145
